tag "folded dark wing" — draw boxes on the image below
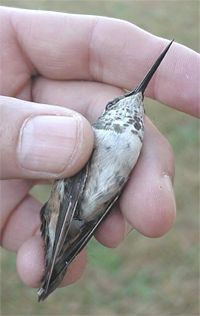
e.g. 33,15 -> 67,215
38,163 -> 89,301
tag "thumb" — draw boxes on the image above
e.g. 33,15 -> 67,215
0,96 -> 94,180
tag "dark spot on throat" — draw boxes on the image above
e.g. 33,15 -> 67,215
138,134 -> 143,143
134,121 -> 141,130
113,123 -> 123,133
131,130 -> 138,135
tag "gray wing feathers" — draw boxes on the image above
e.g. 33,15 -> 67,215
38,164 -> 89,301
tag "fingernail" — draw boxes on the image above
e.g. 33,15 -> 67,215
163,174 -> 174,193
163,174 -> 176,213
18,115 -> 79,174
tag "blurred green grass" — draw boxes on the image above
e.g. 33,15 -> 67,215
0,1 -> 199,315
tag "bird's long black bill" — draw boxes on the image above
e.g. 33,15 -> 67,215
128,39 -> 174,96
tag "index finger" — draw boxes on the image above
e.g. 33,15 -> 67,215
3,7 -> 199,116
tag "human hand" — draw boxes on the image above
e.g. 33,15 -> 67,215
0,7 -> 199,290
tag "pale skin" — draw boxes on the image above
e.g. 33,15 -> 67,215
0,7 -> 199,289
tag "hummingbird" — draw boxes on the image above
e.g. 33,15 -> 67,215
37,40 -> 173,301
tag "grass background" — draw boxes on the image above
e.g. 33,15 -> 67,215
0,0 -> 199,315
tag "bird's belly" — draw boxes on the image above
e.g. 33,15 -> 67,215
80,129 -> 143,221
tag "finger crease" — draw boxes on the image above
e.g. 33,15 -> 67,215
87,18 -> 103,82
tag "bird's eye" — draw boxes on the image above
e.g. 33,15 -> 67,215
105,96 -> 122,110
106,101 -> 114,110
